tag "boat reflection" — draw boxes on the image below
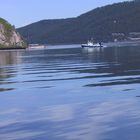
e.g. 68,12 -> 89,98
82,47 -> 104,53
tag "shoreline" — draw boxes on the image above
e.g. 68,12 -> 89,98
0,47 -> 26,50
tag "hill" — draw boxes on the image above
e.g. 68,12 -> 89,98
0,18 -> 27,49
18,1 -> 140,44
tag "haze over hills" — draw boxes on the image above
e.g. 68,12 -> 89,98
18,0 -> 140,44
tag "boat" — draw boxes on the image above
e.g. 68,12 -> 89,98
28,44 -> 46,49
81,40 -> 104,48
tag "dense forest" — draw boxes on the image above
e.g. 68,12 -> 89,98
18,0 -> 140,44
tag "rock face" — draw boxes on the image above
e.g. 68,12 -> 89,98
0,18 -> 26,48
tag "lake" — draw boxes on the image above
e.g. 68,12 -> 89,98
0,44 -> 140,140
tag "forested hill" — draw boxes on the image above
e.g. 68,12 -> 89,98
18,0 -> 140,44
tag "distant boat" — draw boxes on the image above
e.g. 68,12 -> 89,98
28,44 -> 46,49
81,40 -> 104,48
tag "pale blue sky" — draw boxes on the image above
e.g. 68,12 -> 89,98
0,0 -> 125,27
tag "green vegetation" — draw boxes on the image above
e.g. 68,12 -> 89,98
0,18 -> 27,49
0,18 -> 16,44
0,44 -> 4,48
0,45 -> 27,49
0,18 -> 14,38
0,18 -> 13,31
18,0 -> 140,44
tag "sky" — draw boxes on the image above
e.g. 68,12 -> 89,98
0,0 -> 125,28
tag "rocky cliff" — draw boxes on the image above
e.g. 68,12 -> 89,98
0,18 -> 26,48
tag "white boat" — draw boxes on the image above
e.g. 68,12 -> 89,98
28,44 -> 46,49
81,40 -> 104,48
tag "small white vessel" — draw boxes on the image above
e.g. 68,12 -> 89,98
81,40 -> 104,48
28,44 -> 46,49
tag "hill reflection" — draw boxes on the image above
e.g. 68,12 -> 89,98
0,51 -> 23,92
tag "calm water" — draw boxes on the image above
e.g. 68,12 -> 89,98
0,45 -> 140,140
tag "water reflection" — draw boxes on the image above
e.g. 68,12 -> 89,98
81,46 -> 140,88
82,47 -> 104,53
0,100 -> 140,140
0,51 -> 23,66
0,45 -> 140,139
0,51 -> 23,92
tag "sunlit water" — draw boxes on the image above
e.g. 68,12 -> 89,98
0,45 -> 140,140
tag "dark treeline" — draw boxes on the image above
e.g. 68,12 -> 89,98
18,0 -> 140,44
